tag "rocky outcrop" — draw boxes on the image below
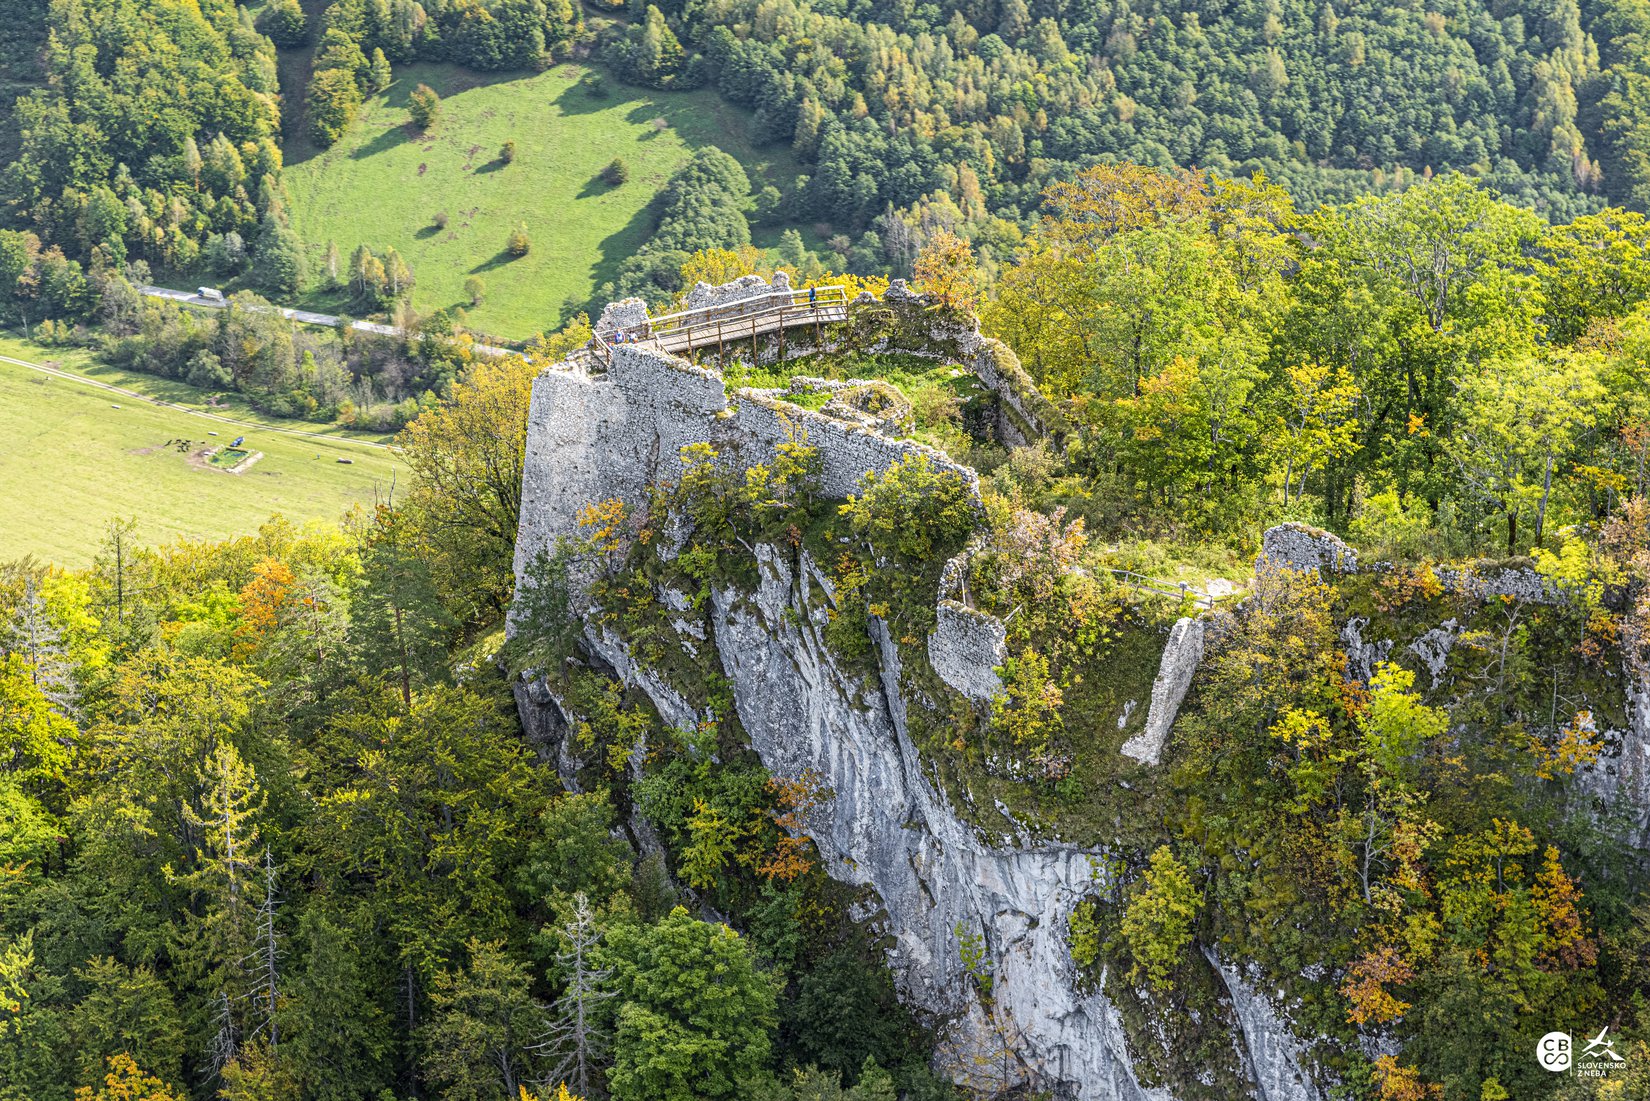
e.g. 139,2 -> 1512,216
509,333 -> 1335,1101
819,381 -> 913,436
511,342 -> 979,592
1339,616 -> 1393,684
684,270 -> 791,312
1204,949 -> 1324,1101
600,272 -> 1066,449
512,338 -> 1186,1098
1408,620 -> 1459,689
1121,617 -> 1205,765
1577,674 -> 1650,849
1433,561 -> 1566,603
970,336 -> 1067,448
1257,529 -> 1650,850
706,543 -> 1170,1098
595,296 -> 649,334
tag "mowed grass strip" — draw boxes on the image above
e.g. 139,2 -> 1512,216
0,358 -> 402,566
0,335 -> 395,445
285,63 -> 793,339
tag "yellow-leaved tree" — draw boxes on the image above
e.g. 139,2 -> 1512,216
1120,845 -> 1201,990
399,354 -> 540,620
74,1054 -> 183,1101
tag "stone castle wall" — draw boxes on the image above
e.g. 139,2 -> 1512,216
596,274 -> 1066,448
1259,523 -> 1650,847
512,342 -> 980,591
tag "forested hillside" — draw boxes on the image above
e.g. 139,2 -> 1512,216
14,0 -> 1650,315
4,0 -> 1650,1097
0,354 -> 948,1101
690,0 -> 1619,219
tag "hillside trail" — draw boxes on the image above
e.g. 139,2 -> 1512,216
0,352 -> 392,451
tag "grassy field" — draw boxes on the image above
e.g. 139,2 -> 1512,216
0,346 -> 401,566
0,335 -> 396,444
285,62 -> 800,340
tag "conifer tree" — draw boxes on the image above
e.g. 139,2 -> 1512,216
369,49 -> 392,93
176,742 -> 266,1066
249,852 -> 283,1051
536,894 -> 613,1097
353,503 -> 454,709
3,578 -> 79,720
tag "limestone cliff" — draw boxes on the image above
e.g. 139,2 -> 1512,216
512,310 -> 1650,1094
510,327 -> 1323,1101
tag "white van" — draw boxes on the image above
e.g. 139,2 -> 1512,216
198,287 -> 226,303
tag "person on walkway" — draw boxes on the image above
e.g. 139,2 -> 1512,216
808,286 -> 817,309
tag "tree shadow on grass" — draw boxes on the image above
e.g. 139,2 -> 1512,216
350,124 -> 414,161
470,251 -> 523,274
581,202 -> 657,309
577,174 -> 618,200
475,158 -> 507,174
552,72 -> 631,117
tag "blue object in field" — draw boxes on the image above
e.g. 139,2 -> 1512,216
232,436 -> 244,447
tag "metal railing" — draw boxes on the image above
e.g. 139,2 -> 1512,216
1098,567 -> 1238,611
591,285 -> 852,363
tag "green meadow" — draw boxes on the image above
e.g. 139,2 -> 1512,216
0,342 -> 401,566
285,63 -> 796,340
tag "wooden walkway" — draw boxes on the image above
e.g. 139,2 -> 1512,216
590,286 -> 851,365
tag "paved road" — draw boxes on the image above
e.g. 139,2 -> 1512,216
0,352 -> 393,451
140,286 -> 511,356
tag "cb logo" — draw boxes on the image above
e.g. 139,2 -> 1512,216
1538,1031 -> 1572,1072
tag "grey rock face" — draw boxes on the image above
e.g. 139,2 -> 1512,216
684,272 -> 782,312
1121,617 -> 1205,765
884,278 -> 920,303
1260,524 -> 1358,575
1204,949 -> 1324,1101
596,296 -> 650,333
1577,675 -> 1650,848
1340,616 -> 1393,684
819,381 -> 914,436
1433,563 -> 1564,604
1408,619 -> 1459,689
711,544 -> 1161,1100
